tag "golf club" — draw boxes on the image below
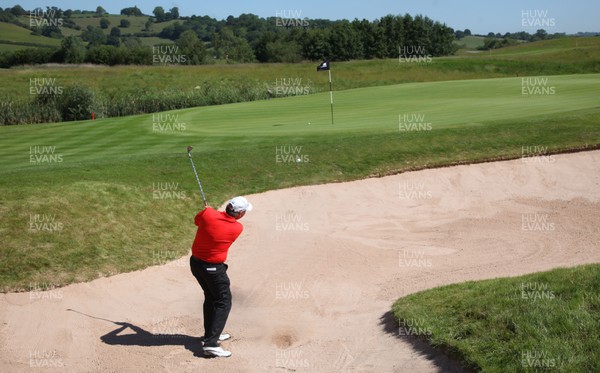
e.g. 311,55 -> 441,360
186,146 -> 208,207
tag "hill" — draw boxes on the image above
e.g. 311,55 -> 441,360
454,35 -> 485,50
0,22 -> 61,51
0,14 -> 181,51
67,14 -> 179,35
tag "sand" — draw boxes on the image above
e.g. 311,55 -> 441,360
1,151 -> 599,372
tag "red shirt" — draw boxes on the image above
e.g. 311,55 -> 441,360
191,207 -> 243,263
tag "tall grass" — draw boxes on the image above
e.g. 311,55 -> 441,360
0,78 -> 314,125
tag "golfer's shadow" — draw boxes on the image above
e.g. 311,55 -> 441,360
100,321 -> 210,358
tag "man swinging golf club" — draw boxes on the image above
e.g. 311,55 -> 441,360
186,146 -> 252,357
189,196 -> 252,358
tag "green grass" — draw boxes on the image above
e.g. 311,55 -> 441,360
489,37 -> 600,56
0,43 -> 31,52
0,74 -> 599,291
392,264 -> 600,372
455,35 -> 485,50
138,36 -> 175,47
0,22 -> 61,48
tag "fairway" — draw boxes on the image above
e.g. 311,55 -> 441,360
0,73 -> 598,171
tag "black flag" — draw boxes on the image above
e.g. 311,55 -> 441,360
316,60 -> 334,124
316,60 -> 330,71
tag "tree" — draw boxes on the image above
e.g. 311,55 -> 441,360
59,36 -> 85,63
119,19 -> 131,28
300,29 -> 331,61
81,25 -> 107,45
534,29 -> 548,41
176,30 -> 206,64
153,6 -> 166,22
455,30 -> 464,39
170,7 -> 179,20
96,6 -> 106,17
266,40 -> 302,63
120,6 -> 142,16
212,27 -> 255,62
464,29 -> 472,36
110,27 -> 121,37
144,18 -> 154,32
353,19 -> 385,59
380,15 -> 402,58
480,36 -> 516,50
38,24 -> 63,39
253,31 -> 277,62
430,22 -> 458,56
99,18 -> 110,29
254,32 -> 302,63
9,5 -> 27,16
158,21 -> 187,40
325,20 -> 363,61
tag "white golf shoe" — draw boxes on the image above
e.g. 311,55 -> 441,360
203,346 -> 232,358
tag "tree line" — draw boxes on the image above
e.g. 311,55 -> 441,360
0,5 -> 460,67
478,29 -> 565,50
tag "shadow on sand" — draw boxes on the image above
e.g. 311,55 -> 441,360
99,321 -> 211,358
67,309 -> 210,359
379,311 -> 474,373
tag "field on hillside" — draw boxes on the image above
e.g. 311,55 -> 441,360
454,35 -> 485,49
67,14 -> 178,35
0,22 -> 61,51
1,15 -> 180,50
485,36 -> 600,60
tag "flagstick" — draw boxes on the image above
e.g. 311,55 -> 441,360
328,69 -> 334,124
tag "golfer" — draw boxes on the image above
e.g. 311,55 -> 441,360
189,196 -> 252,358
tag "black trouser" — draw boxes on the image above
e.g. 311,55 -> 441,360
189,256 -> 232,347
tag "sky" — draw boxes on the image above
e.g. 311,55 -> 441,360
7,0 -> 600,34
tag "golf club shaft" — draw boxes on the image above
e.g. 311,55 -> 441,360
187,152 -> 208,207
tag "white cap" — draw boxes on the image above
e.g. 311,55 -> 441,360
228,196 -> 253,212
